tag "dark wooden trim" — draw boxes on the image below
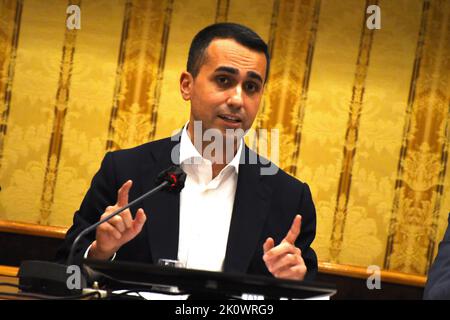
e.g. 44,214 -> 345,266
0,265 -> 18,277
318,262 -> 426,287
0,220 -> 67,239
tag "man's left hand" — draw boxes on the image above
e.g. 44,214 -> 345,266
263,215 -> 307,280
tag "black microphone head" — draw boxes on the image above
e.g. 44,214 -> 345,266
156,165 -> 186,192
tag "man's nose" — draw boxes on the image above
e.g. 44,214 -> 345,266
227,85 -> 244,109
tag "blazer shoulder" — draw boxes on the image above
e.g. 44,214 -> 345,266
250,147 -> 308,190
108,136 -> 177,162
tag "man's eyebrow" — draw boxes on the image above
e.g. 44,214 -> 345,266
247,71 -> 263,83
214,66 -> 239,74
214,66 -> 263,83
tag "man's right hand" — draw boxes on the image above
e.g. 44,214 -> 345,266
88,180 -> 147,260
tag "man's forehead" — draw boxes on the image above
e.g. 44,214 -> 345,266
204,38 -> 267,78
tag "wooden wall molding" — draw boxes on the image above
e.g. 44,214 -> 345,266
319,262 -> 426,287
0,265 -> 18,277
0,220 -> 67,239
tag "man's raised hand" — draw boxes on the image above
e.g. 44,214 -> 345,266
263,215 -> 307,280
88,180 -> 147,260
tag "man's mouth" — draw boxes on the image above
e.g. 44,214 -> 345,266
218,114 -> 242,123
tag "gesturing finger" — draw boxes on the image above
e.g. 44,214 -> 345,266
108,215 -> 126,233
283,214 -> 302,244
117,180 -> 133,207
98,222 -> 122,240
263,237 -> 275,254
120,209 -> 133,229
131,208 -> 147,234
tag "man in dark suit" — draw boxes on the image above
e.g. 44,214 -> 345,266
424,213 -> 450,299
56,23 -> 318,281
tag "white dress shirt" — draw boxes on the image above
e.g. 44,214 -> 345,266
177,123 -> 243,272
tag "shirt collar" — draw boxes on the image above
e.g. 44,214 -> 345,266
179,121 -> 243,175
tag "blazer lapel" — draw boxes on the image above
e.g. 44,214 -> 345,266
141,133 -> 182,263
223,146 -> 272,273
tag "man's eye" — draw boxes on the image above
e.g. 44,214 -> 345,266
245,82 -> 260,93
216,76 -> 230,86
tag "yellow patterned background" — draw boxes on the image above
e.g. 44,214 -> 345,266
0,0 -> 449,277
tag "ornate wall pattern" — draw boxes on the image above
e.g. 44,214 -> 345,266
384,0 -> 450,275
0,0 -> 448,277
106,0 -> 173,151
0,0 -> 22,172
329,0 -> 378,263
215,0 -> 230,23
38,0 -> 80,225
254,0 -> 321,172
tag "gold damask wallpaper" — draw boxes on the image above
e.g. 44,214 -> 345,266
0,0 -> 449,277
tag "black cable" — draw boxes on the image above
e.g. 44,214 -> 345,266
52,291 -> 102,300
107,290 -> 147,300
92,271 -> 192,296
109,288 -> 243,300
0,292 -> 53,300
0,290 -> 101,300
111,285 -> 189,296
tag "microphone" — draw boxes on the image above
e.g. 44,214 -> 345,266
18,165 -> 186,297
67,165 -> 186,265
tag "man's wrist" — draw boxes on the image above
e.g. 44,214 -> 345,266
87,241 -> 117,260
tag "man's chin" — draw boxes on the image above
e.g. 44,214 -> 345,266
191,120 -> 247,141
220,126 -> 246,140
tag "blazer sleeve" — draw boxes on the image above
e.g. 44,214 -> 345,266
424,214 -> 450,299
55,152 -> 118,265
295,182 -> 318,281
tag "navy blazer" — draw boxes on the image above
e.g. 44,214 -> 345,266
56,135 -> 318,280
424,213 -> 450,299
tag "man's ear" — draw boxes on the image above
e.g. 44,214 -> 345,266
180,71 -> 193,101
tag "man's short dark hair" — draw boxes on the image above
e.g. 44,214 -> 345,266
187,23 -> 270,82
